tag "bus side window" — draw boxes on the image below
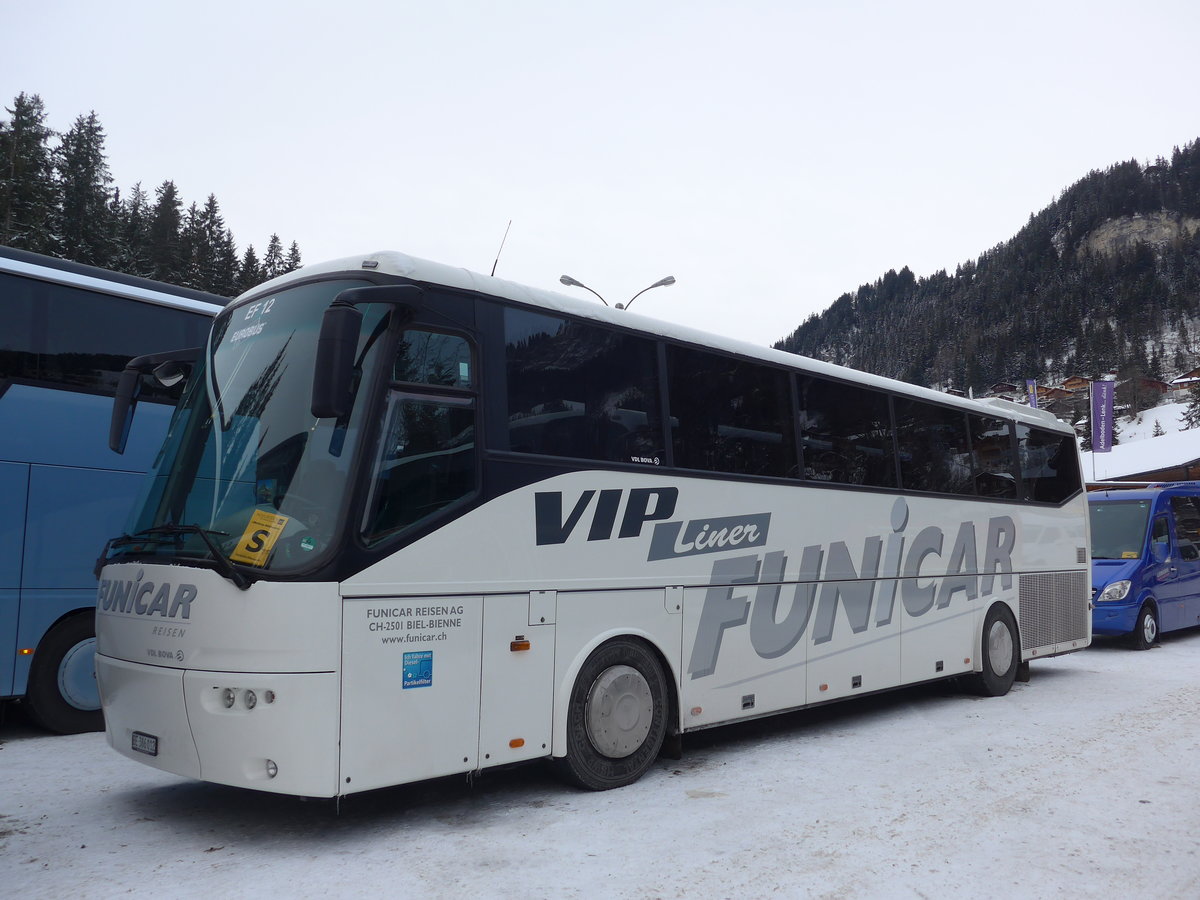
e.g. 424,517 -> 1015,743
1151,515 -> 1171,560
666,347 -> 795,478
967,414 -> 1018,499
1016,425 -> 1082,504
1170,497 -> 1200,561
893,399 -> 974,495
0,270 -> 209,403
796,376 -> 896,488
363,394 -> 476,543
504,309 -> 662,465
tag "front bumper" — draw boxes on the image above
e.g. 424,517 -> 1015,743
97,654 -> 341,797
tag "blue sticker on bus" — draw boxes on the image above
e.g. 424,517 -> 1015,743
402,651 -> 433,689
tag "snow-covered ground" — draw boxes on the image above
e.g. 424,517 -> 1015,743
4,632 -> 1200,900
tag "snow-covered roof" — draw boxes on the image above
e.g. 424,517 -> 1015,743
1081,426 -> 1200,479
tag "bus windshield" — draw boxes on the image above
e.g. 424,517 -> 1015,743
109,278 -> 386,574
1089,499 -> 1152,560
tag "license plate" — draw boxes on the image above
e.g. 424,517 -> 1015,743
131,731 -> 159,757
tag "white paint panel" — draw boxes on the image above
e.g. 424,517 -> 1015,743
340,596 -> 483,794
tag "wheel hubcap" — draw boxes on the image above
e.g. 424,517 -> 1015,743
987,620 -> 1014,678
1143,612 -> 1157,644
57,637 -> 100,711
585,665 -> 653,759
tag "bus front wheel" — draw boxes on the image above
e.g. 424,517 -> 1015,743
1131,604 -> 1158,650
26,614 -> 104,734
557,638 -> 668,790
969,604 -> 1020,697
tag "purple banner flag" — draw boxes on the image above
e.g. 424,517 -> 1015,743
1026,379 -> 1038,408
1091,380 -> 1114,453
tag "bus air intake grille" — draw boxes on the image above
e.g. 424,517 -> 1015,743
1017,571 -> 1089,650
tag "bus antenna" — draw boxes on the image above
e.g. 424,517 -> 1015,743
490,220 -> 512,277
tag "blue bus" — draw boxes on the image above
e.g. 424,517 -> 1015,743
0,246 -> 225,732
1091,482 -> 1200,648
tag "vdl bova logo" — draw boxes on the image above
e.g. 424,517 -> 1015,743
533,486 -> 769,559
97,571 -> 198,619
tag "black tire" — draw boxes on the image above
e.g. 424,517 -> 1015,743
968,604 -> 1020,697
1131,604 -> 1158,651
26,614 -> 104,734
556,638 -> 669,791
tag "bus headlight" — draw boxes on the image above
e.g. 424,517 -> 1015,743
1097,580 -> 1131,602
222,687 -> 236,708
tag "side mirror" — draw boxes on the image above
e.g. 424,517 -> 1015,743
311,302 -> 364,419
109,347 -> 202,454
109,367 -> 143,454
311,285 -> 421,419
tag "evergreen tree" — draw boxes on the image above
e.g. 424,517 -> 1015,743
1153,419 -> 1166,437
284,240 -> 302,273
212,226 -> 239,297
113,182 -> 153,277
1181,384 -> 1200,430
0,92 -> 57,253
55,111 -> 115,266
262,233 -> 284,280
147,180 -> 184,283
238,244 -> 262,292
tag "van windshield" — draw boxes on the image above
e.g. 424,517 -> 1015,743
1089,500 -> 1152,560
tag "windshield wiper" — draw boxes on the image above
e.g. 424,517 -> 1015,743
100,524 -> 252,590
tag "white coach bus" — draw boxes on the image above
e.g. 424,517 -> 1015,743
95,251 -> 1090,797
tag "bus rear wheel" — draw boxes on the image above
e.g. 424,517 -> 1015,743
26,614 -> 104,734
968,604 -> 1020,697
557,638 -> 668,790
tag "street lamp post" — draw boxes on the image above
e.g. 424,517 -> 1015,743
559,274 -> 676,310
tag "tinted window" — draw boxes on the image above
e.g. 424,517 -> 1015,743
797,376 -> 895,487
894,399 -> 974,494
363,395 -> 476,542
1170,496 -> 1200,560
0,271 -> 211,401
505,309 -> 662,465
968,415 -> 1017,498
393,330 -> 472,388
1016,425 -> 1080,503
667,348 -> 795,477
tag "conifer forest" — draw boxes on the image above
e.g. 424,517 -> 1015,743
776,138 -> 1200,410
0,92 -> 301,297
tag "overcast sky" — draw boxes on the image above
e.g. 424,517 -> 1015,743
7,1 -> 1199,344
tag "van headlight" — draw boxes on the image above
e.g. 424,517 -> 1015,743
1097,580 -> 1132,602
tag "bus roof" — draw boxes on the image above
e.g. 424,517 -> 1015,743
243,249 -> 1071,434
0,245 -> 229,313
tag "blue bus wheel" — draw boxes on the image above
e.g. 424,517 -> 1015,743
26,614 -> 104,734
1131,604 -> 1158,651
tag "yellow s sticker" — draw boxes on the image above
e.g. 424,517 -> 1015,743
230,510 -> 290,566
1122,551 -> 1139,559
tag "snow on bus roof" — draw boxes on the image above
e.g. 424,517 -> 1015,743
244,250 -> 1070,434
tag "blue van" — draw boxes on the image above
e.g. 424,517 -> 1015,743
1090,483 -> 1200,649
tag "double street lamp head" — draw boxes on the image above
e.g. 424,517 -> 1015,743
558,274 -> 675,310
